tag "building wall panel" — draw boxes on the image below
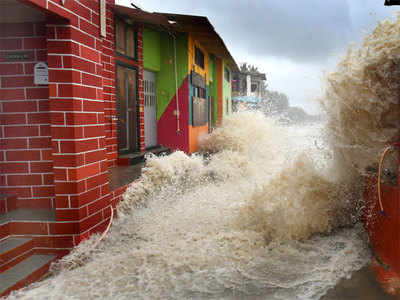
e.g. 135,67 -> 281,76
0,21 -> 53,210
0,0 -> 119,248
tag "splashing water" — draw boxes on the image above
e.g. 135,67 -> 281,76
4,113 -> 370,300
320,14 -> 400,181
6,13 -> 400,300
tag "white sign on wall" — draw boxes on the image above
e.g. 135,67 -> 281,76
34,62 -> 49,85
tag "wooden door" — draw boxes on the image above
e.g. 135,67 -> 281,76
116,64 -> 139,153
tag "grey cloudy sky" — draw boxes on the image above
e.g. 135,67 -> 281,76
116,0 -> 398,114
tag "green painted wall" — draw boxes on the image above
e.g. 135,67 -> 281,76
156,32 -> 188,120
143,27 -> 161,72
208,55 -> 218,127
223,60 -> 232,116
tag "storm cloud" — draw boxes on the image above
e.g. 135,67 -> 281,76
117,0 -> 399,113
121,0 -> 354,63
195,0 -> 353,63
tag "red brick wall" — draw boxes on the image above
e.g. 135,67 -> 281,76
0,21 -> 53,211
0,0 -> 150,249
44,0 -> 115,245
103,18 -> 117,166
0,0 -> 117,247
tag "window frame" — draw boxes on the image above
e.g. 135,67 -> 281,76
192,95 -> 208,127
191,71 -> 208,127
114,15 -> 138,61
194,46 -> 205,69
251,83 -> 258,93
224,67 -> 230,82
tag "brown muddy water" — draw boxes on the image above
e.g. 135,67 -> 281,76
2,118 -> 385,299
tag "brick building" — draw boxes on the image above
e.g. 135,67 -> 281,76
0,0 -> 126,295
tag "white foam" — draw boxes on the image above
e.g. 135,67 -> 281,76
5,115 -> 370,300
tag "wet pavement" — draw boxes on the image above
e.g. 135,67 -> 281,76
108,163 -> 144,190
218,267 -> 397,300
321,266 -> 396,300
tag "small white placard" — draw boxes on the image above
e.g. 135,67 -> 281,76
100,0 -> 106,38
34,62 -> 49,85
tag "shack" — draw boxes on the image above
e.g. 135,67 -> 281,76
232,70 -> 266,111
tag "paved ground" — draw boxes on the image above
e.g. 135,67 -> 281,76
321,266 -> 396,300
0,209 -> 56,223
108,163 -> 144,191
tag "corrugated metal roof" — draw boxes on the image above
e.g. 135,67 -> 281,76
114,6 -> 238,72
384,0 -> 400,5
158,13 -> 239,72
235,71 -> 266,80
114,5 -> 171,28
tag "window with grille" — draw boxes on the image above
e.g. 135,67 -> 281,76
192,86 -> 207,126
193,96 -> 207,127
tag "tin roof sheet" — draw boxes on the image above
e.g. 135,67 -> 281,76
114,6 -> 239,72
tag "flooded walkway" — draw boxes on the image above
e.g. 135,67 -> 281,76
322,267 -> 396,300
2,115 -> 380,300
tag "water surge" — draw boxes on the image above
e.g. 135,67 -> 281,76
6,13 -> 400,300
4,113 -> 370,300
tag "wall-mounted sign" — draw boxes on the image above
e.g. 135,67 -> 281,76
4,51 -> 30,61
34,62 -> 49,85
100,0 -> 106,37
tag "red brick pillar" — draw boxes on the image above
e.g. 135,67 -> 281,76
103,3 -> 117,167
43,0 -> 115,245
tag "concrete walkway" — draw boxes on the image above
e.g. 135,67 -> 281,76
321,266 -> 396,300
108,163 -> 144,191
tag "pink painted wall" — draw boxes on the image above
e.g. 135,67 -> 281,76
157,76 -> 189,153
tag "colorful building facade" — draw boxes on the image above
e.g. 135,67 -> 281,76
142,27 -> 190,153
141,14 -> 238,153
217,59 -> 232,125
